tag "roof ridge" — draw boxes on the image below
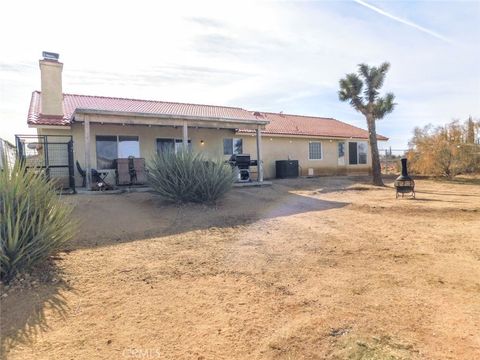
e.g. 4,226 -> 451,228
59,92 -> 249,111
257,111 -> 336,121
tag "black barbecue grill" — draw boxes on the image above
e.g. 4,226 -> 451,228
394,158 -> 415,198
228,154 -> 257,182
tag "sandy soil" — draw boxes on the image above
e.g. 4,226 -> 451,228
1,176 -> 479,359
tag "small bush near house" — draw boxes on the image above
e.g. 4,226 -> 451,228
0,161 -> 75,283
147,151 -> 235,203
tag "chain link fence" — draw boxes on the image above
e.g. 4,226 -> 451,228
379,148 -> 408,175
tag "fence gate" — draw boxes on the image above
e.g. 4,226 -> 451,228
15,135 -> 75,193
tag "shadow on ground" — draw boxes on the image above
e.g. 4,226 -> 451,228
0,266 -> 71,356
65,178 -> 353,251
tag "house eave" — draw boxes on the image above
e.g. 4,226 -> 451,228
236,131 -> 388,141
28,124 -> 71,130
73,108 -> 269,127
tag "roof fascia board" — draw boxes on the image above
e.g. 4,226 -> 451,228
73,108 -> 269,126
29,124 -> 71,130
236,131 -> 387,141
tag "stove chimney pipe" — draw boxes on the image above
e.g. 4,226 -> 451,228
401,158 -> 409,178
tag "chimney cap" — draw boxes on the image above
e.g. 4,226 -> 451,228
42,51 -> 60,61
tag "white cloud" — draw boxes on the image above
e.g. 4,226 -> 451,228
0,0 -> 478,148
354,0 -> 452,43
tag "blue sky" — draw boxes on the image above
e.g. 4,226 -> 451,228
1,0 -> 479,149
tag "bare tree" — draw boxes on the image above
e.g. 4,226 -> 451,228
339,62 -> 396,186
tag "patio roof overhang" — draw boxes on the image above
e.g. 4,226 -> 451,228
77,108 -> 267,189
73,108 -> 268,130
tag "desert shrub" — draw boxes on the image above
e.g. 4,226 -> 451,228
407,119 -> 480,177
0,161 -> 75,283
147,151 -> 235,203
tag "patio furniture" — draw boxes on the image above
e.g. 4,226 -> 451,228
91,169 -> 111,191
76,160 -> 86,187
114,157 -> 147,185
92,169 -> 109,183
76,161 -> 112,190
115,158 -> 131,185
132,158 -> 147,184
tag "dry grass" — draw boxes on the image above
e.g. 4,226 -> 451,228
1,176 -> 479,359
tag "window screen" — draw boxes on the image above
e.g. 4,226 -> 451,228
309,142 -> 322,160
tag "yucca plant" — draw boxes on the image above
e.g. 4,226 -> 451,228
0,160 -> 76,283
147,151 -> 235,203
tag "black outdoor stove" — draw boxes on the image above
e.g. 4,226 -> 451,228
228,154 -> 258,182
395,158 -> 415,199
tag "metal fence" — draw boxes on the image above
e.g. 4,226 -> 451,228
379,148 -> 408,175
15,134 -> 75,193
0,138 -> 16,171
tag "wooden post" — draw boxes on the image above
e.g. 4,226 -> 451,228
183,121 -> 188,150
84,117 -> 91,189
256,126 -> 263,182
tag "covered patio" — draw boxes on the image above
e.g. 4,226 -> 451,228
74,109 -> 269,189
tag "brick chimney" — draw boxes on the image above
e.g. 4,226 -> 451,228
39,51 -> 63,117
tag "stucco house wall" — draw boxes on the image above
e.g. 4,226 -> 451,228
39,123 -> 372,185
240,134 -> 371,178
39,123 -> 237,186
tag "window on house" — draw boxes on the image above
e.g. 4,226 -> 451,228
96,136 -> 117,169
348,141 -> 368,165
156,138 -> 191,154
308,141 -> 322,160
338,142 -> 345,158
223,138 -> 243,155
156,138 -> 175,153
357,142 -> 367,164
118,136 -> 140,158
174,139 -> 192,153
96,135 -> 140,169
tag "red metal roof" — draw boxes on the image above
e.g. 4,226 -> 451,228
28,91 -> 260,125
27,91 -> 388,140
239,112 -> 388,140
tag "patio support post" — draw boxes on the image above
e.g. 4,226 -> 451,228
182,121 -> 188,151
84,117 -> 91,189
256,126 -> 263,182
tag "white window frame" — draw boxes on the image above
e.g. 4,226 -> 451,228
156,138 -> 191,154
357,141 -> 368,164
96,135 -> 140,169
223,138 -> 243,155
348,141 -> 368,165
308,141 -> 323,160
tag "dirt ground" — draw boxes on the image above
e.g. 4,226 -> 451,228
1,176 -> 479,360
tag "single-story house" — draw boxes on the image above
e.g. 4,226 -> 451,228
26,53 -> 387,188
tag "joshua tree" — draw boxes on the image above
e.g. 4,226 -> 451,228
338,62 -> 396,186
